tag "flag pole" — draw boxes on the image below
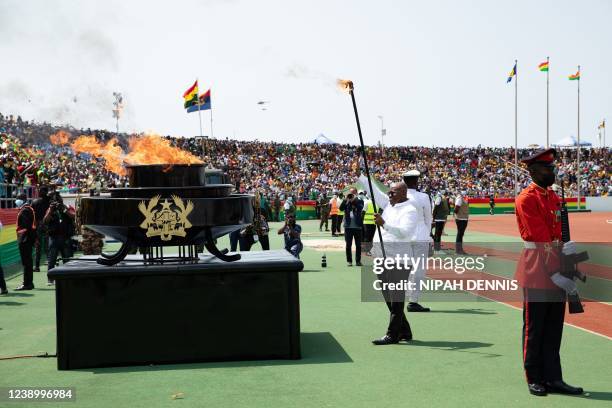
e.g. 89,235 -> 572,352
546,56 -> 550,148
514,59 -> 519,196
576,66 -> 581,210
210,88 -> 214,139
197,79 -> 203,138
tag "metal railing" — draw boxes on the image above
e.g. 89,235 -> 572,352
0,183 -> 38,209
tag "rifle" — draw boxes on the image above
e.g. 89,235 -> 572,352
560,182 -> 588,314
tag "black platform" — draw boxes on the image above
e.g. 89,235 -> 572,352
48,250 -> 303,370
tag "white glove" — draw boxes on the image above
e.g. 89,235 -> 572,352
562,241 -> 577,256
551,272 -> 577,295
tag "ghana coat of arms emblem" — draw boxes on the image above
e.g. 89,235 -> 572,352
138,194 -> 194,241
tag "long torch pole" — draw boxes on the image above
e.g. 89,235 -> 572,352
576,66 -> 581,210
347,82 -> 386,258
546,56 -> 549,149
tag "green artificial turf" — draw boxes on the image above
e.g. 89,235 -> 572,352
0,220 -> 610,408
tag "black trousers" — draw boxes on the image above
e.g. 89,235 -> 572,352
363,224 -> 376,242
19,241 -> 34,287
229,229 -> 240,252
35,228 -> 48,269
522,288 -> 565,384
331,214 -> 340,235
240,234 -> 270,251
0,265 -> 6,291
455,219 -> 468,243
47,236 -> 71,271
344,228 -> 362,263
433,221 -> 446,250
362,224 -> 376,252
382,267 -> 413,339
319,213 -> 329,231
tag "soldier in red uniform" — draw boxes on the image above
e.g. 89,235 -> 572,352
515,148 -> 583,397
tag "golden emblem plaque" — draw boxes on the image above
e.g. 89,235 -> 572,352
138,194 -> 194,241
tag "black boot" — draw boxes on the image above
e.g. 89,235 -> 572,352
545,380 -> 583,395
407,302 -> 430,312
528,383 -> 547,396
455,243 -> 467,255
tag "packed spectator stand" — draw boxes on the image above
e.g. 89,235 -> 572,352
1,112 -> 609,207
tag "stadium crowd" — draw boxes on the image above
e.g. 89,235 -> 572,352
1,112 -> 609,201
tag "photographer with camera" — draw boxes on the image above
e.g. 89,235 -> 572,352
340,187 -> 364,267
43,192 -> 75,285
277,213 -> 302,258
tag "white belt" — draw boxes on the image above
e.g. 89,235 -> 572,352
523,241 -> 560,249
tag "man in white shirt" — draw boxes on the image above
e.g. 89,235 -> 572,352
403,170 -> 433,312
371,182 -> 418,345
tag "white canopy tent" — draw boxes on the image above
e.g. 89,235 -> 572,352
312,133 -> 338,145
552,135 -> 592,147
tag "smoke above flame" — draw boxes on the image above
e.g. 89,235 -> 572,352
49,130 -> 71,145
70,133 -> 203,176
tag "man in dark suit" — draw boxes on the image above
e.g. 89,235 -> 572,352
340,187 -> 364,267
15,193 -> 37,290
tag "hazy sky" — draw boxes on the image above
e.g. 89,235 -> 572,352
1,0 -> 610,147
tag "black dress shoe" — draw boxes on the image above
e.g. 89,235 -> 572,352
33,267 -> 40,272
528,383 -> 547,396
356,262 -> 363,267
399,333 -> 413,342
545,380 -> 583,395
0,289 -> 8,295
372,335 -> 399,345
407,302 -> 430,312
14,284 -> 34,291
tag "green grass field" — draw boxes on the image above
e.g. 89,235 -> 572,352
1,219 -> 611,407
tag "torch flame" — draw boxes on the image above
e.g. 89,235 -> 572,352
337,79 -> 354,93
69,133 -> 203,176
49,130 -> 71,145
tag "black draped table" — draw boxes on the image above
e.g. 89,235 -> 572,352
48,250 -> 303,370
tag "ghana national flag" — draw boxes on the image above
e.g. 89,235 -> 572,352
183,80 -> 199,109
538,61 -> 549,72
568,71 -> 580,80
186,89 -> 211,113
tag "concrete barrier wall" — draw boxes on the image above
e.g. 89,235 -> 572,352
586,196 -> 612,212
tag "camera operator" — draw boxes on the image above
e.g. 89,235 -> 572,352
277,214 -> 302,258
340,187 -> 364,267
43,192 -> 75,285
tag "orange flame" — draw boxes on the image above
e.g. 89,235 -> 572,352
49,130 -> 71,145
337,79 -> 354,93
69,133 -> 203,176
125,135 -> 203,167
